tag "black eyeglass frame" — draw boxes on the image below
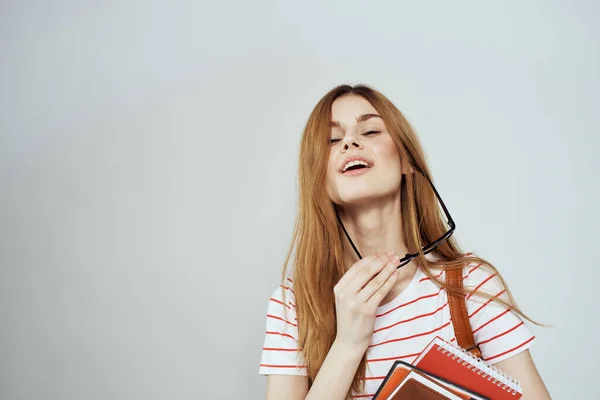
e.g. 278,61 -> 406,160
335,169 -> 455,268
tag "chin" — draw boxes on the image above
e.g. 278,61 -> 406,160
333,184 -> 401,207
335,190 -> 388,207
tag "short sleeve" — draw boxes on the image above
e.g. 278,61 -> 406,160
258,281 -> 308,376
463,263 -> 536,365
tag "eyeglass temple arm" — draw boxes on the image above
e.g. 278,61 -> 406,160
335,167 -> 454,262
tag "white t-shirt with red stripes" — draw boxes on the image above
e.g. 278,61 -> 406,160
258,259 -> 536,399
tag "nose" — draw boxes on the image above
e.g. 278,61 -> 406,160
341,133 -> 363,152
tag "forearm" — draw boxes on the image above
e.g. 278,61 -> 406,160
305,339 -> 366,400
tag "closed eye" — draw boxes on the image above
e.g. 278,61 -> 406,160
363,130 -> 380,137
329,130 -> 381,145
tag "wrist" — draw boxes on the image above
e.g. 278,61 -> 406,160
332,338 -> 369,360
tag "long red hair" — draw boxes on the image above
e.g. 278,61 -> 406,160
279,84 -> 537,397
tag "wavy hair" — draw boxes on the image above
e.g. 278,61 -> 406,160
279,84 -> 538,397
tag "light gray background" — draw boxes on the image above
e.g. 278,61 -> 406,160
1,1 -> 598,399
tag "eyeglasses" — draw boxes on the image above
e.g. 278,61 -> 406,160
335,168 -> 455,268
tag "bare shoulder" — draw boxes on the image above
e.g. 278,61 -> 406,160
265,374 -> 309,400
494,350 -> 551,399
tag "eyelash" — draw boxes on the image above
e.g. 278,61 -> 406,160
329,130 -> 380,144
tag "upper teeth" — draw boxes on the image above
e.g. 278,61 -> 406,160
343,160 -> 370,172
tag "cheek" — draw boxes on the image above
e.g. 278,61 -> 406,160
326,156 -> 336,180
325,156 -> 337,194
375,141 -> 401,167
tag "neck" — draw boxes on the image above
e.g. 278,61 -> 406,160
337,191 -> 419,296
338,190 -> 420,302
338,190 -> 411,269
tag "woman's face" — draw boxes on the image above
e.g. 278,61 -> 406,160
325,94 -> 404,207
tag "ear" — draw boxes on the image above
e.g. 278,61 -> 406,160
402,164 -> 415,175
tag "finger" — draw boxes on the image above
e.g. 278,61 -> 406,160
344,253 -> 395,295
366,268 -> 399,309
336,251 -> 388,291
357,254 -> 400,302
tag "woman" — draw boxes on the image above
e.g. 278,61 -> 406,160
258,84 -> 551,399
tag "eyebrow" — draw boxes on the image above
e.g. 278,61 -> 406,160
329,113 -> 382,128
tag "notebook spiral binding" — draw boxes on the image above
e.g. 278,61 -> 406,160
436,341 -> 522,395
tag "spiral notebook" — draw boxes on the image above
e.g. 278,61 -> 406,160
414,336 -> 523,400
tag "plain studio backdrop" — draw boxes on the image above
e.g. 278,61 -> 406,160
1,1 -> 598,399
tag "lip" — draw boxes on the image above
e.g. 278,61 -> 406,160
339,155 -> 374,174
342,167 -> 372,177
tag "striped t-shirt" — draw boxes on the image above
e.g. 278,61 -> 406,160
258,259 -> 536,399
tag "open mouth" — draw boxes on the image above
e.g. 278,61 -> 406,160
345,164 -> 368,172
342,164 -> 372,175
340,158 -> 374,175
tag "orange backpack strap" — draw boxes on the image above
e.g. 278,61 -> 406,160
446,267 -> 482,359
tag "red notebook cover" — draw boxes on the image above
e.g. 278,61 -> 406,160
414,336 -> 523,400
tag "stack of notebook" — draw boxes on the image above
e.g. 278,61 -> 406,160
372,336 -> 523,400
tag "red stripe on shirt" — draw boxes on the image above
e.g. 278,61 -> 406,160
270,298 -> 291,310
484,336 -> 535,362
266,330 -> 298,342
467,273 -> 497,299
280,285 -> 295,294
376,287 -> 445,318
419,270 -> 444,283
260,363 -> 306,369
468,290 -> 506,318
267,314 -> 298,327
363,376 -> 387,381
463,263 -> 482,280
472,309 -> 511,334
370,321 -> 451,348
263,347 -> 300,352
478,321 -> 524,346
374,303 -> 448,333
